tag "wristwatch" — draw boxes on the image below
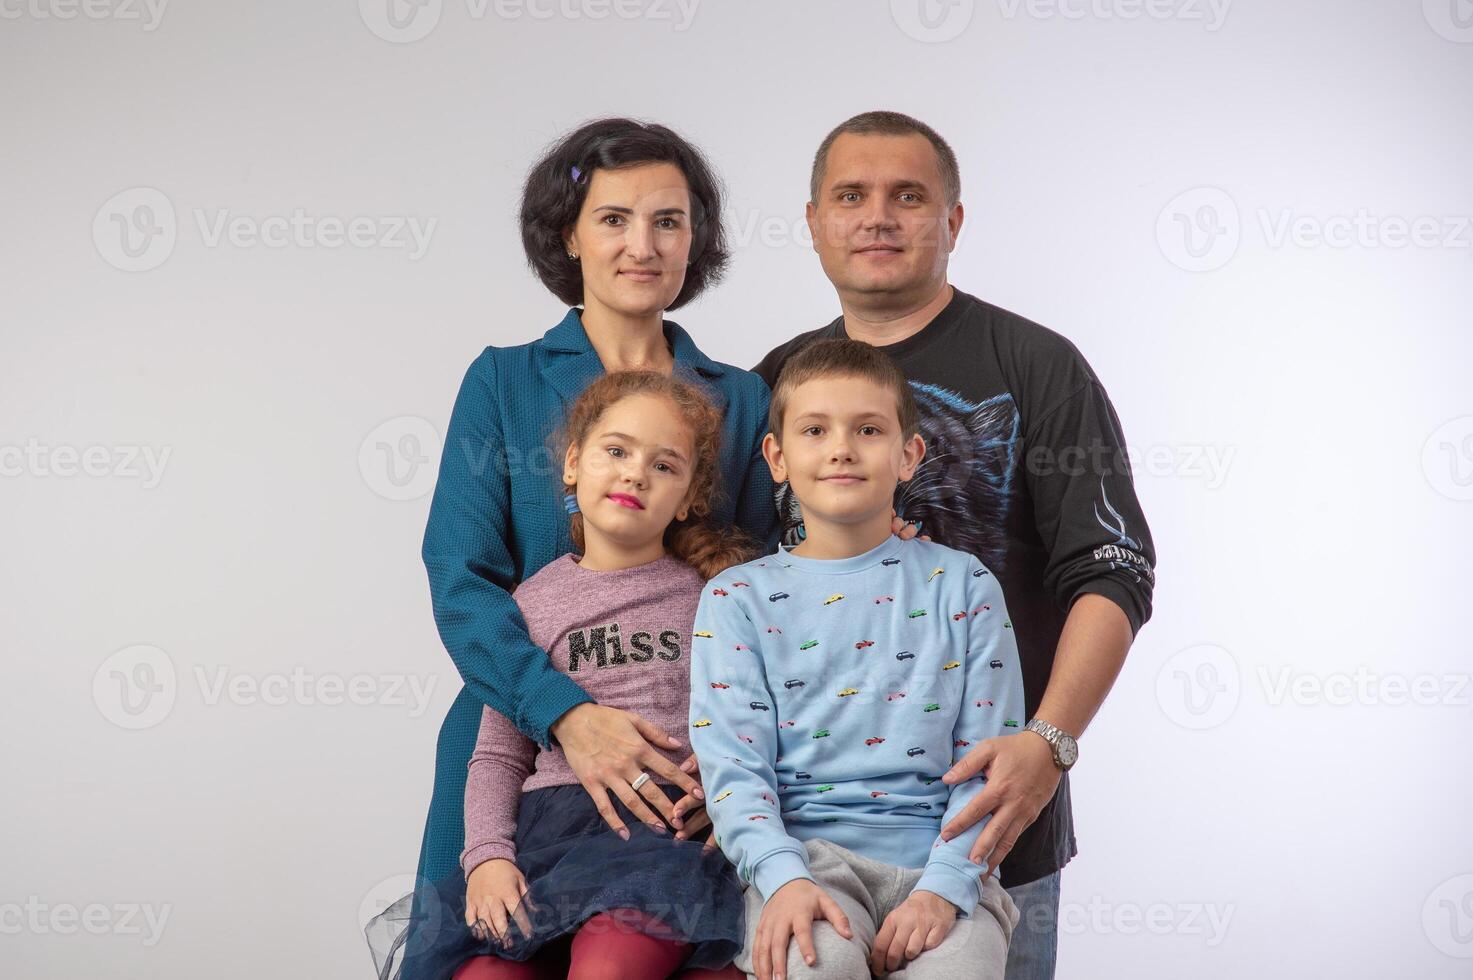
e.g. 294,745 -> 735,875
1023,719 -> 1078,771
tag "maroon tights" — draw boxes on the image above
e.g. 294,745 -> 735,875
450,908 -> 743,980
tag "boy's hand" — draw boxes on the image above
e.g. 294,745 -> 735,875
869,889 -> 957,975
890,509 -> 931,542
755,879 -> 854,980
464,858 -> 533,948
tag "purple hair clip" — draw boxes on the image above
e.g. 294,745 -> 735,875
570,165 -> 583,183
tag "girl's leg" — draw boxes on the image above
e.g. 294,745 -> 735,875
566,908 -> 693,980
451,933 -> 572,980
671,965 -> 745,979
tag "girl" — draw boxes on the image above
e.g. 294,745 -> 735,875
386,370 -> 759,979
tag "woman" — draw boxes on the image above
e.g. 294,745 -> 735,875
401,118 -> 780,970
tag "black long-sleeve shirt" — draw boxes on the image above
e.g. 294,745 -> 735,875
752,286 -> 1157,887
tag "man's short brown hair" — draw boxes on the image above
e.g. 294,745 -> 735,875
768,338 -> 919,444
809,110 -> 961,207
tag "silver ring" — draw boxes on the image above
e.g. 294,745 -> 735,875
630,771 -> 651,791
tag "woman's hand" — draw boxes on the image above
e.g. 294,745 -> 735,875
464,858 -> 532,948
550,703 -> 705,837
870,889 -> 957,974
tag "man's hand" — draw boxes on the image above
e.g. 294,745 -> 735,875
939,731 -> 1060,868
754,879 -> 854,980
870,889 -> 957,975
464,858 -> 533,948
549,703 -> 705,838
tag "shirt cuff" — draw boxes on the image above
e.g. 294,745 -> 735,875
1070,579 -> 1146,636
913,863 -> 982,919
523,672 -> 597,751
460,841 -> 517,879
752,849 -> 815,902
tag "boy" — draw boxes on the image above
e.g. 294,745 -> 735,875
685,338 -> 1025,980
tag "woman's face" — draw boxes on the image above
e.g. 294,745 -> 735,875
565,392 -> 697,549
565,162 -> 694,320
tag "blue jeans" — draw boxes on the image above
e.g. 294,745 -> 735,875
1003,871 -> 1060,980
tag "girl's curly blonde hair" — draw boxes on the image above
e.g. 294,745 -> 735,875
552,370 -> 760,580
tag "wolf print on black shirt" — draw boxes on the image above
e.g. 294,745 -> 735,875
777,382 -> 1020,572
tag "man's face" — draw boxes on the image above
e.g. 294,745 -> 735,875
806,132 -> 961,305
762,374 -> 925,529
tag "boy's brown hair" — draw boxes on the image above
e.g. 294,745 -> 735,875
767,338 -> 920,444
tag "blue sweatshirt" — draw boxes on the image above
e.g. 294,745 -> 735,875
687,533 -> 1026,916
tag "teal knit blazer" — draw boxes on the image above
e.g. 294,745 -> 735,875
416,308 -> 779,883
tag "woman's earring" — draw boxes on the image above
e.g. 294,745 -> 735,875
563,486 -> 580,515
566,250 -> 578,261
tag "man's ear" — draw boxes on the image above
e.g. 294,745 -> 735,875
804,200 -> 819,256
947,201 -> 964,254
761,431 -> 786,483
897,433 -> 926,483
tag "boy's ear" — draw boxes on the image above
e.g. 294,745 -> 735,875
897,432 -> 926,483
761,431 -> 786,483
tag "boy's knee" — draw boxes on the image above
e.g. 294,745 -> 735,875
783,921 -> 868,980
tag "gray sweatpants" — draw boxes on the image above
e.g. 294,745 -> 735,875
733,838 -> 1019,979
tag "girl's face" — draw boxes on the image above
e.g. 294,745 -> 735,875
564,162 -> 693,320
564,392 -> 697,549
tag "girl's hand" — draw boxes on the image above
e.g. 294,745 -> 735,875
464,858 -> 532,948
869,890 -> 957,975
890,509 -> 931,542
670,753 -> 717,851
550,704 -> 705,837
754,879 -> 853,980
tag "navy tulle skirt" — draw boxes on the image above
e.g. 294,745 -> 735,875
367,783 -> 745,980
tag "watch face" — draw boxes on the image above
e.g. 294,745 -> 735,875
1057,736 -> 1079,768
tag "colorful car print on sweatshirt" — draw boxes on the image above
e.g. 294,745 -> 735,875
687,534 -> 1026,916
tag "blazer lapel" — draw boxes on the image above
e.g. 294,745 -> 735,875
536,308 -> 729,413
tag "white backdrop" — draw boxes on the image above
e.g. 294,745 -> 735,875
3,1 -> 1471,977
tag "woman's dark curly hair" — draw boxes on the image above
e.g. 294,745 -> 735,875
519,117 -> 731,312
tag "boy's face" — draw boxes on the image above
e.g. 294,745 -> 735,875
762,374 -> 925,529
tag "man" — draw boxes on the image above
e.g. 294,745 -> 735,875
751,111 -> 1157,980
